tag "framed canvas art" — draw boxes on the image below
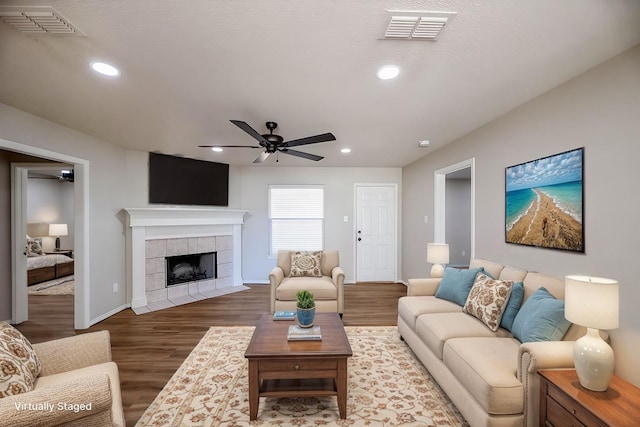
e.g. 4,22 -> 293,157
505,148 -> 584,252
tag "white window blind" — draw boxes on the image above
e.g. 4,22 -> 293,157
269,185 -> 324,255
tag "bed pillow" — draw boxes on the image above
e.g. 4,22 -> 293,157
0,322 -> 42,398
463,273 -> 514,331
511,287 -> 571,343
435,267 -> 484,306
289,251 -> 323,277
25,238 -> 43,257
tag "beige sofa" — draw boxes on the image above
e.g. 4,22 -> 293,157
0,330 -> 125,427
269,250 -> 345,315
398,259 -> 583,427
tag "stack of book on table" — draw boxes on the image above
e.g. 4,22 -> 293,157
287,325 -> 322,341
273,311 -> 296,320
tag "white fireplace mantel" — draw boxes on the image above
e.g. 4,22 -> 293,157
124,207 -> 248,311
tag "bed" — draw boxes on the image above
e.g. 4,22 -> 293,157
26,237 -> 74,286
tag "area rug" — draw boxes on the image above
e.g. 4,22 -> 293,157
136,326 -> 469,426
27,276 -> 74,295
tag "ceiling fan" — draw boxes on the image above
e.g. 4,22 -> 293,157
199,120 -> 336,163
28,170 -> 74,182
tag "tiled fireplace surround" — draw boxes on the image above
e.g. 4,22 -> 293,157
124,208 -> 248,314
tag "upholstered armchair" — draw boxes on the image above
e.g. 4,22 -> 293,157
0,327 -> 125,427
269,250 -> 345,315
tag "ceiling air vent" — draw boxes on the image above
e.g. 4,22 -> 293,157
383,11 -> 456,41
0,6 -> 84,36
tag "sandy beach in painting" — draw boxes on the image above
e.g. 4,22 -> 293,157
506,189 -> 583,251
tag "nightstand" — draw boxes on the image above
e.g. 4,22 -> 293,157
45,249 -> 73,258
539,369 -> 640,427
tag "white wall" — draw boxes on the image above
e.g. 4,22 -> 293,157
0,103 -> 129,325
402,44 -> 640,385
120,151 -> 403,283
27,178 -> 74,252
0,151 -> 10,321
238,166 -> 402,282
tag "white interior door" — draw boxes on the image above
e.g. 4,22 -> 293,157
355,185 -> 397,282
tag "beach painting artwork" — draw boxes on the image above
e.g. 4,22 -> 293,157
505,148 -> 584,252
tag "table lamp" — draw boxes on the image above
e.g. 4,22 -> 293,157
427,243 -> 449,278
564,275 -> 619,391
49,223 -> 68,250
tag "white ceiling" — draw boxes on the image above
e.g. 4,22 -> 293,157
1,1 -> 639,167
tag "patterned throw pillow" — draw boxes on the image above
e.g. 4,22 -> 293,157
463,273 -> 514,332
26,238 -> 43,257
0,322 -> 42,398
289,251 -> 323,277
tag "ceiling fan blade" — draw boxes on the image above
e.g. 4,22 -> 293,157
284,133 -> 336,148
253,152 -> 271,163
281,149 -> 324,161
198,145 -> 261,148
230,120 -> 270,147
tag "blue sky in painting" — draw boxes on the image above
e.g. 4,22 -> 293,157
506,148 -> 583,192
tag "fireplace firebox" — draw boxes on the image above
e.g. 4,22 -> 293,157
166,252 -> 216,287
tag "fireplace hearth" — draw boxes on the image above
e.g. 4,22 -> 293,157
166,252 -> 216,287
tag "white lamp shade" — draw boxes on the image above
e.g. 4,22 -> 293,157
427,243 -> 449,264
565,275 -> 619,330
49,223 -> 68,237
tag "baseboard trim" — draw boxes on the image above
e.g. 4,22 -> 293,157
89,303 -> 129,327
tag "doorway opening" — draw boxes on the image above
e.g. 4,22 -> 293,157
2,138 -> 90,329
434,158 -> 475,267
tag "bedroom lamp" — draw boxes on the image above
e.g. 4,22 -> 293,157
427,243 -> 449,278
564,275 -> 619,392
49,223 -> 68,250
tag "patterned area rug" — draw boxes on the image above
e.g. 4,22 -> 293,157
27,276 -> 74,295
136,326 -> 469,426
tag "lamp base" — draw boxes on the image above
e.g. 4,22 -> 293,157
55,237 -> 61,250
573,328 -> 614,391
430,264 -> 445,278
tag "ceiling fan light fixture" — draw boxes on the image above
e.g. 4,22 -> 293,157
377,65 -> 400,80
90,61 -> 120,77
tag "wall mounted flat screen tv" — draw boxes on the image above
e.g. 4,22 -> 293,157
149,152 -> 229,206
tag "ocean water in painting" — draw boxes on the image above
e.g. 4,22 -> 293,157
506,181 -> 582,231
539,181 -> 582,222
505,188 -> 536,231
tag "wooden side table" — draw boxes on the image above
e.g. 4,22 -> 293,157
539,369 -> 640,426
45,249 -> 73,258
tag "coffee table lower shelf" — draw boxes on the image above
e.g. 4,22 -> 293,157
261,378 -> 338,396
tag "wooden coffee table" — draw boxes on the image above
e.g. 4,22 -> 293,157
244,313 -> 352,420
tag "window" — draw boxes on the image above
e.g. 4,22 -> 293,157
269,185 -> 324,255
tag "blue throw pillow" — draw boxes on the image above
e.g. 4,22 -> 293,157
500,281 -> 524,331
511,287 -> 571,343
435,267 -> 484,306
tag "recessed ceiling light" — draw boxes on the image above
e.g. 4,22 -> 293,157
418,140 -> 430,147
90,61 -> 120,77
211,147 -> 223,152
341,148 -> 351,154
377,65 -> 400,80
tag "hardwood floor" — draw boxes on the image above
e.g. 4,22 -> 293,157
16,282 -> 407,426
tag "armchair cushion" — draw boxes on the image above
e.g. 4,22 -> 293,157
277,276 -> 337,301
289,250 -> 323,277
0,323 -> 41,398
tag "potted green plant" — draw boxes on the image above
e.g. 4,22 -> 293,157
296,290 -> 316,328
